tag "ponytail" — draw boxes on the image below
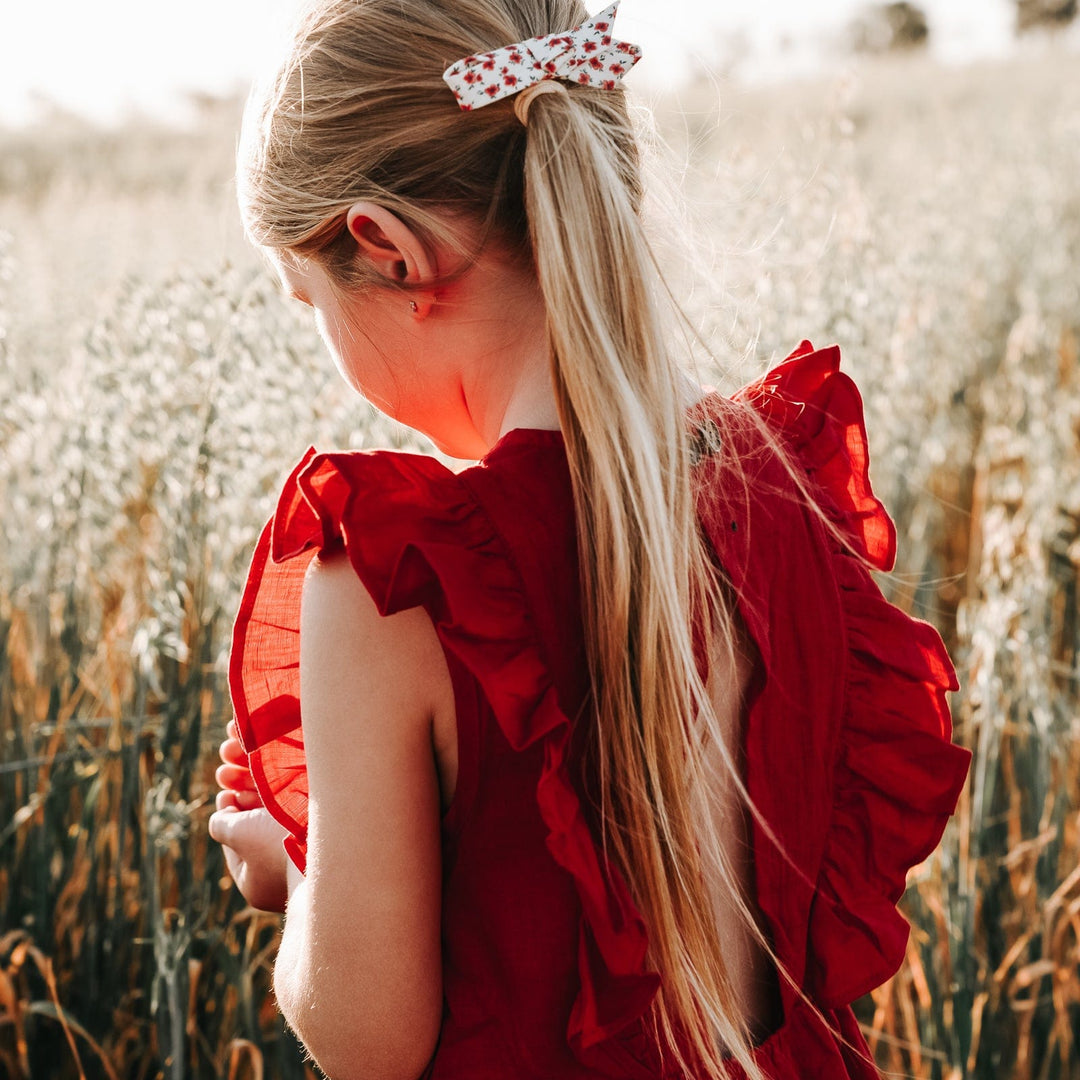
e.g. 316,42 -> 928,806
238,1 -> 804,1071
521,86 -> 773,1079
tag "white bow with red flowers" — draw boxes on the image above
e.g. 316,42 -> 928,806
442,1 -> 642,112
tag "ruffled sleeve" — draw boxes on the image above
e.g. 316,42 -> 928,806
227,446 -> 495,873
228,441 -> 660,1059
734,341 -> 972,1007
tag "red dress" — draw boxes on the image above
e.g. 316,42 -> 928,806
229,342 -> 971,1079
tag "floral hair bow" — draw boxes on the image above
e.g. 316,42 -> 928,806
442,1 -> 642,111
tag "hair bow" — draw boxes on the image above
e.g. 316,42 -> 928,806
442,1 -> 642,112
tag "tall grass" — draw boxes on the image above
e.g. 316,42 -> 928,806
0,257 -> 432,1078
2,50 -> 1079,1078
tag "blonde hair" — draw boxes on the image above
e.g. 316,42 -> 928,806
238,2 -> 803,1076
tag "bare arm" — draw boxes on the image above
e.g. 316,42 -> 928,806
274,550 -> 450,1080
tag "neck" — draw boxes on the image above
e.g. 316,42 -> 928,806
435,241 -> 708,457
459,259 -> 560,447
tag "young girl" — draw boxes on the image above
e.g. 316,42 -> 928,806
207,2 -> 972,1077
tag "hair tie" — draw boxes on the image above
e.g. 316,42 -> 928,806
513,80 -> 568,126
442,1 -> 641,114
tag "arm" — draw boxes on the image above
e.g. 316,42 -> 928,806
275,550 -> 449,1080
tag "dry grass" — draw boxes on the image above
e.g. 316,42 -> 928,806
1,47 -> 1078,1079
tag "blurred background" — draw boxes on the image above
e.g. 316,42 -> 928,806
0,0 -> 1042,126
1,2 -> 1079,1078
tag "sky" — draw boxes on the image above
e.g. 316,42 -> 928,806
0,0 -> 1033,127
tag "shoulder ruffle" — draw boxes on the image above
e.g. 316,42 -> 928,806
228,443 -> 660,1063
735,341 -> 971,1006
228,447 -> 488,873
733,339 -> 896,571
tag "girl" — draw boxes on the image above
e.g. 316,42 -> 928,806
207,2 -> 971,1077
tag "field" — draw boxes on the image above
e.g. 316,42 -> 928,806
1,46 -> 1079,1079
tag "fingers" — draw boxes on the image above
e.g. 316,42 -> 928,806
216,760 -> 257,791
219,735 -> 249,767
236,789 -> 263,810
208,805 -> 289,849
215,788 -> 263,813
217,719 -> 256,801
208,805 -> 265,844
213,718 -> 261,819
207,806 -> 236,844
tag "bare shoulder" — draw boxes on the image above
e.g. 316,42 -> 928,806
301,548 -> 451,725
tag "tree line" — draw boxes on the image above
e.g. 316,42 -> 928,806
851,0 -> 1076,53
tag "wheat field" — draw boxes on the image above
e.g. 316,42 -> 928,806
1,48 -> 1078,1080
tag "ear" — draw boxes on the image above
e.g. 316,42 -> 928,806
345,201 -> 436,319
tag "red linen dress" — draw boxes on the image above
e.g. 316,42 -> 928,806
229,341 -> 972,1078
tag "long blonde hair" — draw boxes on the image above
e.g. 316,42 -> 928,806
238,2 -> 787,1075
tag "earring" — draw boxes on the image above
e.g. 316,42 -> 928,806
409,300 -> 419,313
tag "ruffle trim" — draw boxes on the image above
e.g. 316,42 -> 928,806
227,340 -> 971,1066
734,339 -> 897,572
228,445 -> 660,1063
736,341 -> 971,1007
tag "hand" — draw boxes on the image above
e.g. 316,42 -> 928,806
209,719 -> 289,913
209,803 -> 291,913
214,719 -> 263,812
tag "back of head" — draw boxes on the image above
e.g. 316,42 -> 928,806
238,4 -> 776,1077
238,0 -> 642,287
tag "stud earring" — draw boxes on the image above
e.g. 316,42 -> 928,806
409,300 -> 419,313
